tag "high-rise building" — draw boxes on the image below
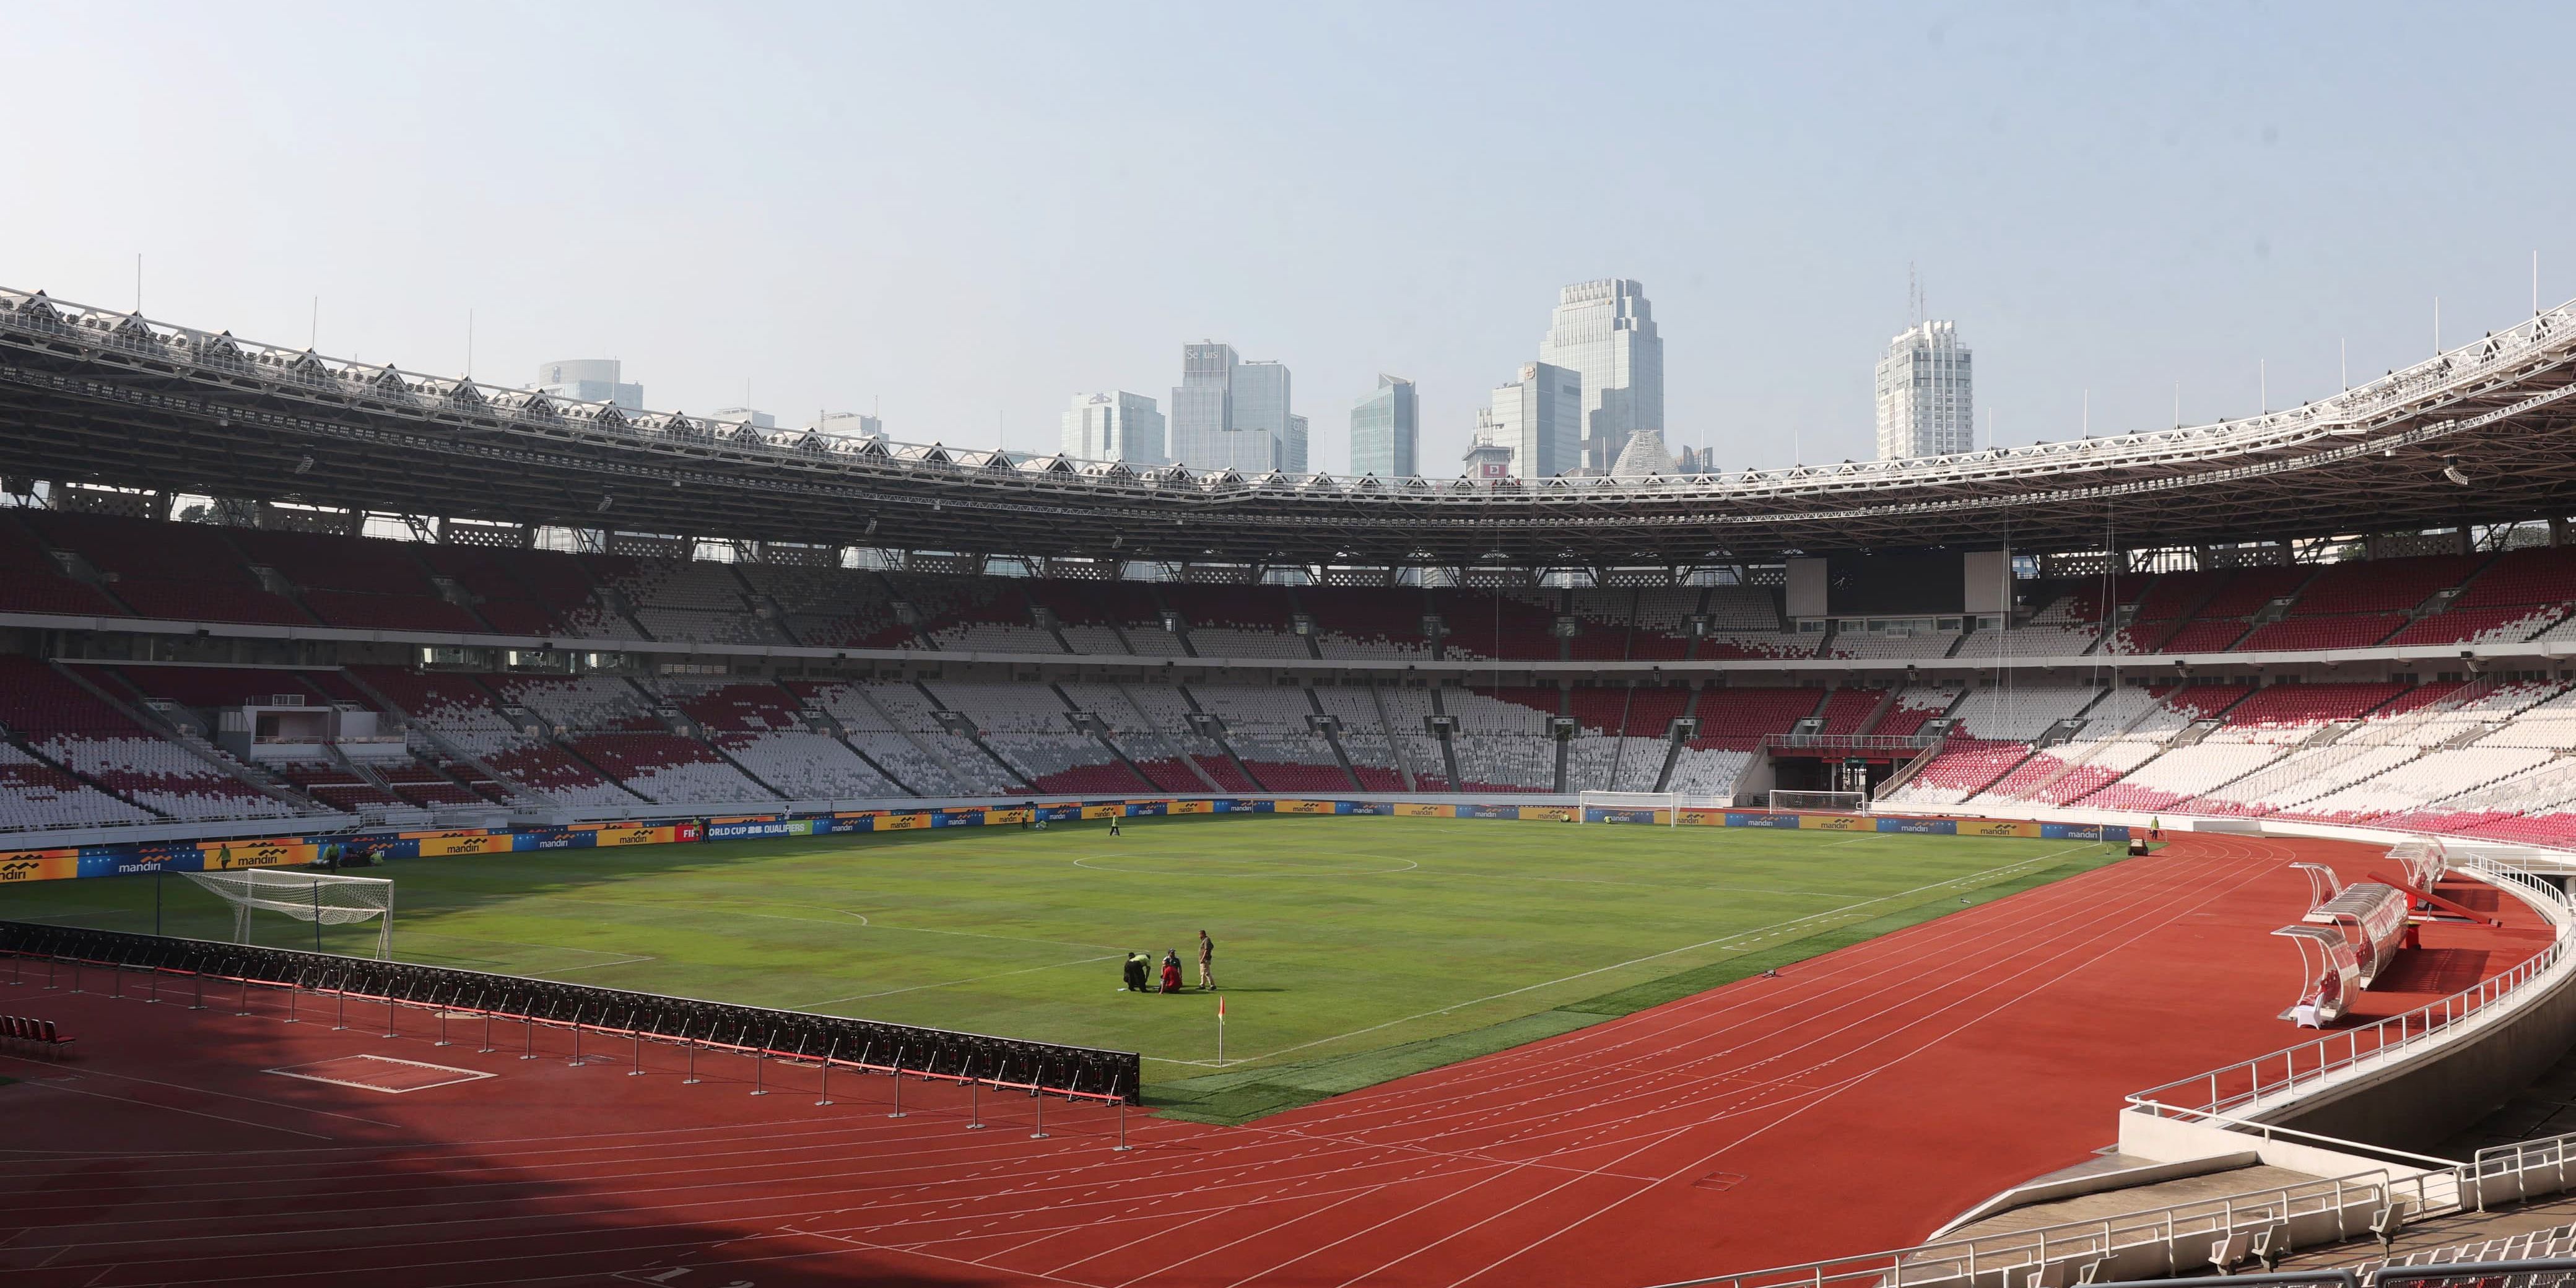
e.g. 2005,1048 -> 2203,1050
1874,320 -> 1973,460
534,359 -> 643,410
1169,343 -> 1297,473
709,407 -> 776,429
807,411 -> 884,440
1171,342 -> 1235,467
1490,362 -> 1583,479
1061,392 -> 1166,464
1462,422 -> 1515,481
1539,279 -> 1663,474
1349,375 -> 1417,477
1234,360 -> 1292,472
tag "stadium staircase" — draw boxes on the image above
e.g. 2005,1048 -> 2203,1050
802,702 -> 922,796
51,662 -> 334,819
1365,683 -> 1419,791
1596,687 -> 1637,789
1297,688 -> 1366,791
37,536 -> 140,616
1047,683 -> 1168,790
1425,688 -> 1467,788
0,724 -> 172,824
846,683 -> 981,790
548,738 -> 652,804
2057,697 -> 2233,806
909,682 -> 1036,791
1277,586 -> 1326,660
1964,685 -> 2184,804
336,668 -> 557,812
669,701 -> 793,803
2167,683 -> 2459,817
1084,682 -> 1223,792
1173,685 -> 1264,790
1936,689 -> 2114,803
1647,707 -> 1693,793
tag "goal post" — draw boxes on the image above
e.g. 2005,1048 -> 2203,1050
180,868 -> 394,960
1578,791 -> 1680,825
1768,789 -> 1867,814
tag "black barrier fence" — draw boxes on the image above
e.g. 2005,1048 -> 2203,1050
0,920 -> 1141,1104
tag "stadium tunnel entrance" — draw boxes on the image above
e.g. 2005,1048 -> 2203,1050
1764,747 -> 1908,799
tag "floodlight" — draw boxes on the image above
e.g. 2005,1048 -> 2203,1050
2442,456 -> 2472,487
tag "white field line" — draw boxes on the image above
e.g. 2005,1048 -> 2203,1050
1424,842 -> 2287,1288
790,955 -> 1123,1009
442,894 -> 1127,954
1151,844 -> 2100,1069
541,954 -> 657,975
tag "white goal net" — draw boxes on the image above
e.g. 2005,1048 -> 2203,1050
1768,790 -> 1866,813
181,869 -> 394,960
1566,793 -> 1689,824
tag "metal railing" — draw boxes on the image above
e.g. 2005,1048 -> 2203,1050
2128,859 -> 2572,1121
1650,1168 -> 2415,1288
1761,733 -> 1941,754
1653,1134 -> 2576,1288
2097,1258 -> 2576,1288
1653,858 -> 2576,1288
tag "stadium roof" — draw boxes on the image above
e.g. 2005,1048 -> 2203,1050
4,285 -> 2575,570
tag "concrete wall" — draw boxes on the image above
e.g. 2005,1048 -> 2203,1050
2265,950 -> 2576,1153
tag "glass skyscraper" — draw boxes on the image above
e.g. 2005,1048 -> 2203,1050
1349,374 -> 1417,477
1539,280 -> 1663,474
1490,362 -> 1582,479
1170,343 -> 1297,473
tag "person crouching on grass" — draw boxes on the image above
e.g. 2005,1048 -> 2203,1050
1197,929 -> 1216,990
1160,949 -> 1183,993
1123,952 -> 1151,993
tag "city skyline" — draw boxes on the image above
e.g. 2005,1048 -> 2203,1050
11,6 -> 2573,480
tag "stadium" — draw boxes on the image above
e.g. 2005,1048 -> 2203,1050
10,280 -> 2576,1288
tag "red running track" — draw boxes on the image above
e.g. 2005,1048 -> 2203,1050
0,835 -> 2551,1288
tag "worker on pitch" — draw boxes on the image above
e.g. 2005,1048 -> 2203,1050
1123,951 -> 1151,993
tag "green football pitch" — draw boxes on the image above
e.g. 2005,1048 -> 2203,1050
0,815 -> 2125,1122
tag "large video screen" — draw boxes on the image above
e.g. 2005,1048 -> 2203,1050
1825,549 -> 1963,616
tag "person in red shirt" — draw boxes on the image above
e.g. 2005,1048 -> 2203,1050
1160,950 -> 1183,994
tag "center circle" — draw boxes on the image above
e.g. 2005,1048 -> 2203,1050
1073,854 -> 1420,878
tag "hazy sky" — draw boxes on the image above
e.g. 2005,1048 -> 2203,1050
9,2 -> 2574,476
